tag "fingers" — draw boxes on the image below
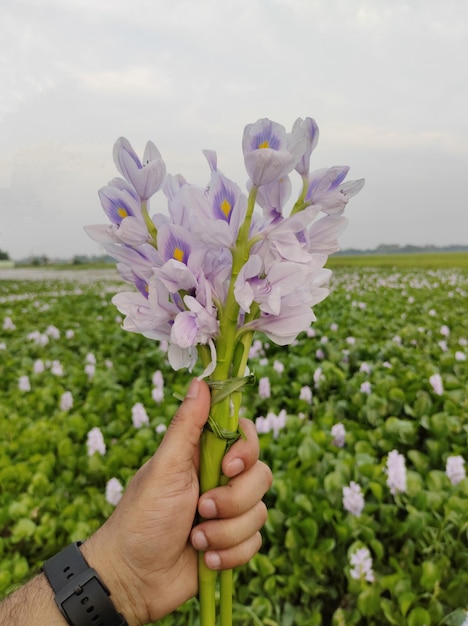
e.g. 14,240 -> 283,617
191,501 -> 267,570
198,460 -> 272,520
221,418 -> 260,478
157,378 -> 211,458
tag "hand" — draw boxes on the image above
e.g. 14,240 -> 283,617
82,378 -> 272,626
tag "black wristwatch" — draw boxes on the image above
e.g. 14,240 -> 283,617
42,541 -> 128,625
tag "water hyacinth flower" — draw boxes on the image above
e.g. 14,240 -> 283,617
299,385 -> 312,404
273,360 -> 284,373
131,402 -> 150,428
258,376 -> 271,399
455,351 -> 466,361
105,477 -> 123,506
331,423 -> 346,448
33,359 -> 45,374
385,449 -> 407,496
86,427 -> 106,456
429,373 -> 444,396
446,455 -> 466,485
349,547 -> 375,583
60,391 -> 74,412
18,375 -> 31,392
88,115 -> 364,626
3,316 -> 16,330
343,482 -> 365,517
360,381 -> 372,394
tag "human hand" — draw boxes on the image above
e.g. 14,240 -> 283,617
82,378 -> 272,626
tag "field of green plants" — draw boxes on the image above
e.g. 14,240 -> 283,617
0,259 -> 467,625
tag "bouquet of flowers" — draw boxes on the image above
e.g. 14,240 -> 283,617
86,116 -> 364,625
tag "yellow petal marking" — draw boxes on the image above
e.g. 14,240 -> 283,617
117,207 -> 128,218
258,140 -> 270,149
173,247 -> 185,262
220,198 -> 232,218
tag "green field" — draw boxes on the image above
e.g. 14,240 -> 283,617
327,251 -> 468,269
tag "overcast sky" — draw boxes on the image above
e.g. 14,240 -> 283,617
1,0 -> 467,260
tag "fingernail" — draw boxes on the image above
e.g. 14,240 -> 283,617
225,458 -> 245,477
205,551 -> 222,569
192,529 -> 209,550
199,498 -> 217,518
186,378 -> 200,399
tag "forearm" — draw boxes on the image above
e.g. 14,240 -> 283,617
0,572 -> 67,625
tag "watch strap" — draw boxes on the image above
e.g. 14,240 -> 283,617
42,541 -> 128,625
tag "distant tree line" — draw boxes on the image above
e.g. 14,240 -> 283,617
336,243 -> 468,256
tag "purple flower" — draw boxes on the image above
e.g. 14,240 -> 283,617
113,137 -> 166,200
293,117 -> 320,176
304,166 -> 365,216
343,482 -> 365,516
87,427 -> 106,456
446,456 -> 466,485
105,477 -> 123,506
242,118 -> 306,186
331,423 -> 346,447
385,450 -> 407,496
258,376 -> 271,399
18,375 -> 31,392
60,391 -> 74,412
360,381 -> 372,394
3,316 -> 16,330
299,386 -> 312,404
429,373 -> 444,396
349,547 -> 375,583
131,402 -> 150,428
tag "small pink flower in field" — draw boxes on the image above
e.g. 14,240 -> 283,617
320,336 -> 328,344
438,340 -> 448,352
3,316 -> 16,330
408,296 -> 415,304
0,342 -> 5,350
331,423 -> 346,447
446,455 -> 466,485
18,375 -> 31,392
299,386 -> 312,404
152,370 -> 164,388
455,351 -> 466,362
85,363 -> 95,380
428,308 -> 436,316
392,335 -> 402,345
330,323 -> 339,331
306,328 -> 316,337
46,325 -> 60,339
459,338 -> 467,346
350,547 -> 375,583
346,336 -> 355,345
105,359 -> 113,368
155,423 -> 167,434
359,362 -> 370,374
313,367 -> 324,387
249,339 -> 264,359
258,376 -> 271,399
259,357 -> 269,366
152,387 -> 164,404
273,360 -> 284,374
87,427 -> 106,456
343,481 -> 365,516
105,477 -> 123,506
28,330 -> 49,346
429,373 -> 444,396
315,348 -> 325,360
132,402 -> 150,428
383,361 -> 392,368
360,381 -> 372,394
33,359 -> 45,374
440,324 -> 450,337
385,449 -> 407,495
86,352 -> 96,364
255,410 -> 287,438
60,391 -> 74,412
65,329 -> 75,339
50,360 -> 63,376
115,315 -> 123,324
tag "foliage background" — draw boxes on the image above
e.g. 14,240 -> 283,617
0,260 -> 467,625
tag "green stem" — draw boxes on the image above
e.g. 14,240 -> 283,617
220,569 -> 233,626
290,174 -> 309,215
199,551 -> 217,626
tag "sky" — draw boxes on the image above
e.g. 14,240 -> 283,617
1,0 -> 467,260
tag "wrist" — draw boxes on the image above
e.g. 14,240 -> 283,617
80,531 -> 146,626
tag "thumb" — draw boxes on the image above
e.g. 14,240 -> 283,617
158,378 -> 211,460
